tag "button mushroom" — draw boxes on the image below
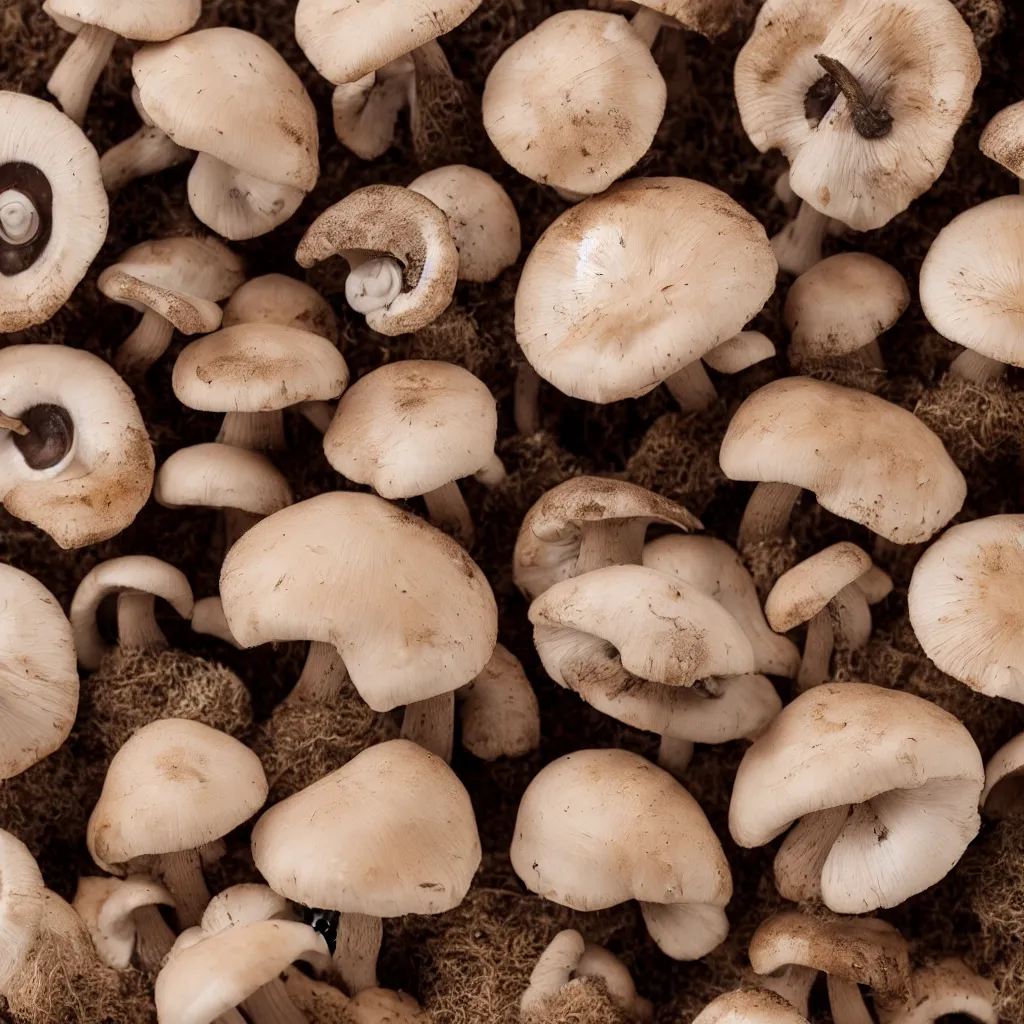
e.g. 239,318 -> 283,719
692,989 -> 810,1024
980,100 -> 1024,194
222,274 -> 339,344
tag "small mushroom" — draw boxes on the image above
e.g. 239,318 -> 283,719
980,101 -> 1024,193
222,274 -> 339,344
98,236 -> 245,374
876,958 -> 997,1024
283,968 -> 427,1024
729,682 -> 984,912
0,92 -> 108,333
692,989 -> 810,1024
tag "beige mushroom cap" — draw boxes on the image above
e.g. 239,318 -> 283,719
0,564 -> 78,780
980,101 -> 1024,179
220,492 -> 498,712
0,92 -> 108,333
729,683 -> 984,913
47,0 -> 200,40
919,196 -> 1024,367
172,323 -> 349,413
252,739 -> 480,916
222,274 -> 338,343
876,958 -> 997,1024
324,360 -> 497,498
483,11 -> 665,197
515,178 -> 777,403
133,28 -> 319,191
87,718 -> 268,874
719,377 -> 965,544
692,990 -> 810,1024
981,731 -> 1024,818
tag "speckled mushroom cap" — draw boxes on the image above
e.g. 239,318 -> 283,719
222,274 -> 338,343
765,542 -> 872,632
252,739 -> 480,916
692,990 -> 810,1024
483,11 -> 666,197
0,345 -> 154,549
47,0 -> 200,39
515,178 -> 777,403
324,360 -> 497,498
981,102 -> 1024,179
0,92 -> 108,333
719,377 -> 965,544
296,185 -> 458,336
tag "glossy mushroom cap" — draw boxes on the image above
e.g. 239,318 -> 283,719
222,274 -> 338,342
765,542 -> 872,632
47,0 -> 200,40
980,101 -> 1024,180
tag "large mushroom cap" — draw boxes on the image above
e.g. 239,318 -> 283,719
220,492 -> 498,711
252,739 -> 480,916
222,274 -> 338,343
515,178 -> 777,403
719,377 -> 965,544
0,92 -> 108,332
980,101 -> 1024,179
47,0 -> 200,39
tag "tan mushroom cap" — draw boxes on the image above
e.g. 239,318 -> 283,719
513,476 -> 702,600
87,718 -> 268,875
877,958 -> 997,1024
220,492 -> 498,711
0,564 -> 78,780
515,178 -> 777,403
920,196 -> 1024,367
692,990 -> 810,1024
719,377 -> 966,544
0,92 -> 108,333
324,360 -> 497,498
222,274 -> 338,343
47,0 -> 199,40
483,11 -> 665,197
172,324 -> 349,413
980,101 -> 1024,179
981,731 -> 1024,818
253,739 -> 480,916
133,28 -> 319,191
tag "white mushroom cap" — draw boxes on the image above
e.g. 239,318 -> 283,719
876,958 -> 997,1024
692,990 -> 810,1024
729,683 -> 984,913
511,748 -> 732,960
919,196 -> 1024,367
87,719 -> 268,874
172,324 -> 349,413
220,492 -> 498,712
703,331 -> 777,374
0,345 -> 154,549
908,514 -> 1024,702
47,0 -> 199,40
719,377 -> 966,544
981,731 -> 1024,818
222,274 -> 338,343
483,11 -> 666,197
515,178 -> 777,403
252,739 -> 480,916
980,101 -> 1024,180
765,542 -> 872,632
408,165 -> 520,282
324,360 -> 497,498
0,564 -> 78,780
0,92 -> 108,333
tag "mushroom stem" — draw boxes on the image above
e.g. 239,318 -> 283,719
948,348 -> 1006,383
423,481 -> 474,547
576,520 -> 650,575
657,736 -> 695,779
217,411 -> 286,452
400,691 -> 455,763
796,609 -> 834,692
100,125 -> 192,193
116,591 -> 168,652
664,360 -> 719,413
522,930 -> 584,1014
132,903 -> 176,973
47,23 -> 117,125
629,7 -> 663,48
332,912 -> 383,993
826,976 -> 874,1024
242,978 -> 309,1024
474,452 -> 507,487
0,413 -> 28,435
115,309 -> 175,375
814,55 -> 893,140
758,964 -> 818,1018
771,202 -> 829,276
191,596 -> 243,648
737,482 -> 802,551
408,38 -> 472,166
345,257 -> 404,314
155,848 -> 211,929
289,641 -> 348,705
223,507 -> 262,551
773,803 -> 851,903
515,361 -> 542,435
296,400 -> 336,434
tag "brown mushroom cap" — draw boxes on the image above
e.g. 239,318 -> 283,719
980,101 -> 1024,179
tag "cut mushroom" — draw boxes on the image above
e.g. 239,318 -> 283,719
980,101 -> 1024,193
222,274 -> 338,343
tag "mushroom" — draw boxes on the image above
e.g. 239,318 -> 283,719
0,92 -> 108,333
222,274 -> 339,344
875,958 -> 997,1024
251,739 -> 481,993
513,476 -> 701,600
729,682 -> 984,912
980,101 -> 1024,193
87,718 -> 268,928
296,184 -> 459,336
692,989 -> 810,1024
323,359 -> 503,545
282,968 -> 427,1024
0,344 -> 154,548
734,0 -> 980,274
98,236 -> 245,374
981,731 -> 1024,818
514,178 -> 777,408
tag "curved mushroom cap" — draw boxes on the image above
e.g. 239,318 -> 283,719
324,360 -> 497,498
981,732 -> 1024,818
719,377 -> 965,544
87,718 -> 268,874
877,958 -> 997,1024
133,28 -> 319,190
220,492 -> 498,712
0,92 -> 108,333
222,274 -> 338,343
513,476 -> 702,600
408,165 -> 521,283
919,196 -> 1024,367
980,101 -> 1024,179
0,564 -> 77,780
765,542 -> 872,633
703,330 -> 777,374
98,237 -> 245,335
295,185 -> 458,337
483,11 -> 666,197
0,345 -> 154,549
155,443 -> 293,516
252,739 -> 480,916
643,535 -> 800,677
908,515 -> 1024,702
73,875 -> 175,969
784,253 -> 910,366
693,990 -> 810,1024
515,178 -> 777,403
643,0 -> 735,35
0,828 -> 47,992
734,0 -> 980,232
47,0 -> 200,39
172,324 -> 349,412
729,683 -> 984,913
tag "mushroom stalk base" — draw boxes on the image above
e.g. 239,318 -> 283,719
827,975 -> 874,1024
47,23 -> 117,125
115,311 -> 175,375
948,349 -> 1006,383
132,903 -> 176,973
100,125 -> 192,193
576,520 -> 649,575
515,361 -> 542,435
117,592 -> 168,653
332,912 -> 383,993
773,804 -> 851,904
242,978 -> 308,1024
737,482 -> 802,551
772,202 -> 829,276
796,609 -> 834,692
664,360 -> 718,413
657,736 -> 695,779
217,411 -> 286,452
401,690 -> 455,763
408,39 -> 472,166
423,481 -> 474,547
156,848 -> 212,929
289,641 -> 348,705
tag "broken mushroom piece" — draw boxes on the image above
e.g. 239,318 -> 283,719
980,101 -> 1024,193
252,739 -> 481,994
222,274 -> 339,344
876,958 -> 997,1024
982,731 -> 1024,819
98,236 -> 245,375
693,989 -> 810,1024
729,683 -> 984,912
0,92 -> 108,333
